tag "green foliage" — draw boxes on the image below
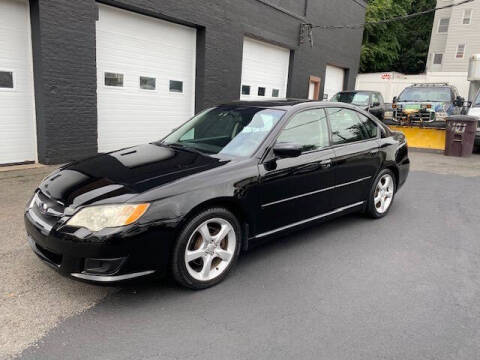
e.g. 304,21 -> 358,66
360,0 -> 436,74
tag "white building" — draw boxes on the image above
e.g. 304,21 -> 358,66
427,0 -> 480,72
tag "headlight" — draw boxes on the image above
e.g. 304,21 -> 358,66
67,204 -> 150,232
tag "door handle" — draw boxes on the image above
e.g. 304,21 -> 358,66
320,159 -> 332,167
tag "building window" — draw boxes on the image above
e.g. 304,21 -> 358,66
463,9 -> 472,25
272,89 -> 280,97
241,85 -> 250,95
140,76 -> 156,90
456,44 -> 466,59
433,53 -> 443,65
0,71 -> 14,89
258,87 -> 266,96
104,72 -> 124,87
169,80 -> 183,93
438,18 -> 450,33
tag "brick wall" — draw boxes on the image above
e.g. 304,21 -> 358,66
29,0 -> 366,164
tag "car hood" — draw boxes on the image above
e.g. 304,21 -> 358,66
39,144 -> 226,207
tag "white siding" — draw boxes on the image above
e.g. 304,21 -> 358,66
96,4 -> 196,152
240,38 -> 290,100
0,0 -> 36,164
427,0 -> 480,72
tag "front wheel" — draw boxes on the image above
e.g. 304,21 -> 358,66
366,169 -> 396,218
171,208 -> 241,289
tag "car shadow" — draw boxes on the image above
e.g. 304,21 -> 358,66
112,211 -> 371,299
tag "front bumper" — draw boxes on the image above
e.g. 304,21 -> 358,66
25,209 -> 177,283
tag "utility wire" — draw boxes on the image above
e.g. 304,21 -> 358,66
350,0 -> 367,9
309,0 -> 473,30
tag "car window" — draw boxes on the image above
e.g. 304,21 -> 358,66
327,108 -> 376,144
356,112 -> 378,138
474,91 -> 480,107
276,109 -> 329,152
372,93 -> 381,105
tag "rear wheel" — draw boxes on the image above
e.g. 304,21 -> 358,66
366,169 -> 396,218
171,208 -> 241,289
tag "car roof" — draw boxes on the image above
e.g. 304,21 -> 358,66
219,99 -> 315,109
337,90 -> 377,94
218,99 -> 367,111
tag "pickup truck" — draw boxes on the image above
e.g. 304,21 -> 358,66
330,90 -> 385,120
467,89 -> 480,150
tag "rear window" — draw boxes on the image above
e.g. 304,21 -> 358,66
397,87 -> 452,102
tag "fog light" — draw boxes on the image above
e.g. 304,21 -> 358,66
84,257 -> 126,275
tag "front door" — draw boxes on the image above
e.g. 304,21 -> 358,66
326,107 -> 382,208
256,108 -> 335,235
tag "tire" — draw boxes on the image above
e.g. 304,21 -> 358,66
365,169 -> 396,219
171,207 -> 241,290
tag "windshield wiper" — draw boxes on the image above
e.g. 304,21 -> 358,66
167,142 -> 210,155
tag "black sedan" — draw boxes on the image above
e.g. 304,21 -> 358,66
25,100 -> 409,289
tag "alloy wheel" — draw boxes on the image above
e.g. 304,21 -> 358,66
374,174 -> 394,214
184,218 -> 236,281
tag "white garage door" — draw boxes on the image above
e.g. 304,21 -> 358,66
240,38 -> 290,100
96,4 -> 196,152
0,0 -> 36,165
324,65 -> 345,101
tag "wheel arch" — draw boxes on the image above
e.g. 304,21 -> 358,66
384,164 -> 400,188
177,197 -> 252,251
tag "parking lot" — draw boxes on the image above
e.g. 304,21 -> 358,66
2,151 -> 480,360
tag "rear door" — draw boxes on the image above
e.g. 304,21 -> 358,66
257,108 -> 335,235
326,107 -> 382,209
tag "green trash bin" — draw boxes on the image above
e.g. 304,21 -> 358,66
445,115 -> 477,157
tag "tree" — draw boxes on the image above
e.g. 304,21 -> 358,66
360,0 -> 436,74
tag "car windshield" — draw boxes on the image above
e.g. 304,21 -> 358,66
331,92 -> 370,106
160,106 -> 285,157
397,87 -> 452,102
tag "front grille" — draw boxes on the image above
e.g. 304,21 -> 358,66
394,108 -> 433,123
28,191 -> 65,232
34,191 -> 65,218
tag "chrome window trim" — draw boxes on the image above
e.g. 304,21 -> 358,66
261,176 -> 371,208
255,201 -> 365,239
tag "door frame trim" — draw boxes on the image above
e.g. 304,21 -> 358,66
261,176 -> 371,208
255,201 -> 365,238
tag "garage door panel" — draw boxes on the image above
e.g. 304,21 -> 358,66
0,0 -> 36,164
324,65 -> 345,100
97,4 -> 196,152
240,37 -> 290,100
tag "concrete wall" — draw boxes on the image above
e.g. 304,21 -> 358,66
29,0 -> 366,164
356,71 -> 470,102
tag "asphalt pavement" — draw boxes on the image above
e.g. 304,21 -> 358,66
2,152 -> 480,360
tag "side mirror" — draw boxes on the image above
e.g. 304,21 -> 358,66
392,96 -> 398,103
372,101 -> 381,107
273,142 -> 302,158
455,96 -> 465,107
